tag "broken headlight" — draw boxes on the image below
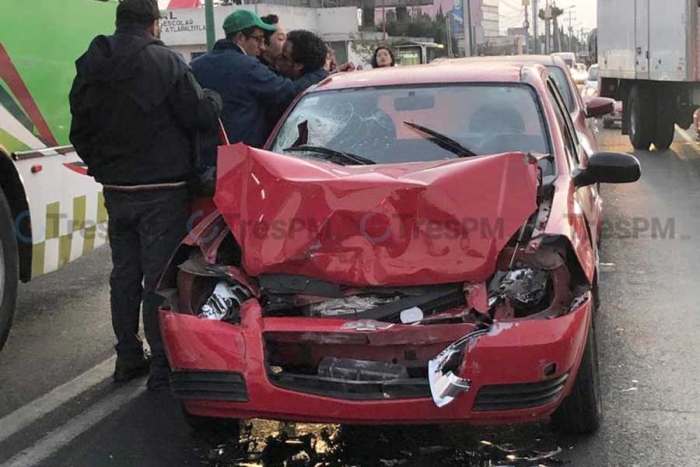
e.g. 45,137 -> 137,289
490,268 -> 550,313
199,281 -> 252,323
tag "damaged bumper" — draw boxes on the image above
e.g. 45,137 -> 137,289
160,294 -> 592,425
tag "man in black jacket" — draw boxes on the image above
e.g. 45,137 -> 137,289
69,0 -> 222,390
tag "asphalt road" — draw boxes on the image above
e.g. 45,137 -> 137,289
1,126 -> 700,466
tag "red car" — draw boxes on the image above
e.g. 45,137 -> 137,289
158,62 -> 640,437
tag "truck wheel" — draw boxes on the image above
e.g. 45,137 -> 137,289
0,189 -> 19,351
628,85 -> 655,151
654,89 -> 675,150
551,310 -> 602,434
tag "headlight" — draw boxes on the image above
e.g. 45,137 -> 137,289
199,281 -> 252,322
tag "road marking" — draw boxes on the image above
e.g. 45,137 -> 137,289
0,380 -> 144,467
0,356 -> 115,444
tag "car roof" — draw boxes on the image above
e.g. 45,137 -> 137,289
314,62 -> 538,92
433,54 -> 567,69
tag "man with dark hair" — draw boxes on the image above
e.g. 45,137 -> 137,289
260,14 -> 286,73
191,11 -> 328,155
69,0 -> 222,390
276,30 -> 329,83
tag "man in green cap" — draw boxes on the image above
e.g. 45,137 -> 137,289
191,10 -> 330,160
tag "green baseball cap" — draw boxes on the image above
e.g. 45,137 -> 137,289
222,10 -> 276,35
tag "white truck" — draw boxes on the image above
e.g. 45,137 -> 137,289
598,0 -> 700,150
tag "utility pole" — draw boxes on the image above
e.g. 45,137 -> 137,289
382,0 -> 386,42
205,0 -> 215,52
462,0 -> 474,56
446,14 -> 453,57
568,10 -> 572,52
544,1 -> 551,54
524,1 -> 530,55
532,0 -> 539,54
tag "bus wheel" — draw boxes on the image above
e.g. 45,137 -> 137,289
0,190 -> 19,351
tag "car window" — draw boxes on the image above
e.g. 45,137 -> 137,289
546,79 -> 580,168
270,84 -> 551,168
545,66 -> 575,113
588,66 -> 598,81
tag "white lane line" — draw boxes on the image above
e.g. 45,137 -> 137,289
0,380 -> 144,467
0,356 -> 115,444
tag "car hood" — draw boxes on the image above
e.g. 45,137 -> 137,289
214,144 -> 539,286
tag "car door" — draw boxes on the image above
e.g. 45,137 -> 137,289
545,78 -> 603,249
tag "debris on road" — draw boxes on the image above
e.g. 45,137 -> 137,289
192,422 -> 569,466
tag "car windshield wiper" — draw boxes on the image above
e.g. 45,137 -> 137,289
283,145 -> 376,166
403,121 -> 479,158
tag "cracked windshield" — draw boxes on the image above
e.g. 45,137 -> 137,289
0,0 -> 696,466
271,85 -> 549,164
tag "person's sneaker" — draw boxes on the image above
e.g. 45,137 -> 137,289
147,359 -> 171,391
113,354 -> 151,382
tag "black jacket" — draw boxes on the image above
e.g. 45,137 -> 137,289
69,26 -> 221,186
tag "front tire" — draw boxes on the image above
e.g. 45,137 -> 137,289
628,85 -> 655,151
0,190 -> 19,351
551,308 -> 602,434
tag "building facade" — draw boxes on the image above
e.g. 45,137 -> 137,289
159,4 -> 359,63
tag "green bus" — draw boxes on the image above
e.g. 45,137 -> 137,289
0,0 -> 117,350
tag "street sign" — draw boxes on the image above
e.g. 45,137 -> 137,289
522,0 -> 530,6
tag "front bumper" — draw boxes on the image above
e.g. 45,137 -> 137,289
160,297 -> 592,425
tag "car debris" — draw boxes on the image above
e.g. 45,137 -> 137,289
428,328 -> 490,407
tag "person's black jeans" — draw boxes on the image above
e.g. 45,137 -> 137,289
103,187 -> 191,366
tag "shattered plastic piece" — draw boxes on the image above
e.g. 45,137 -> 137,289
569,293 -> 589,312
200,282 -> 251,321
341,320 -> 395,331
622,387 -> 638,392
309,295 -> 397,317
380,459 -> 407,466
428,329 -> 489,407
400,307 -> 424,324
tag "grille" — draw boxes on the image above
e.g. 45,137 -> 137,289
473,374 -> 568,412
170,371 -> 248,402
269,373 -> 431,401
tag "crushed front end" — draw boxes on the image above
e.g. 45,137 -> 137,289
157,146 -> 595,426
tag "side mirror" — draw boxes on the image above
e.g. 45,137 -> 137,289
585,96 -> 615,118
573,152 -> 641,188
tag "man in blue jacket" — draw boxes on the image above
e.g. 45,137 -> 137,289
191,10 -> 328,160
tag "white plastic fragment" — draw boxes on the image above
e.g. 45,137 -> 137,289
400,307 -> 424,324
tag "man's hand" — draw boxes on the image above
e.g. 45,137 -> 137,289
332,62 -> 356,74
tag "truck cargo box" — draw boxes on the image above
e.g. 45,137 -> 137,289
599,0 -> 699,82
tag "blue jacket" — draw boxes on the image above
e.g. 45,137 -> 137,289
191,40 -> 328,150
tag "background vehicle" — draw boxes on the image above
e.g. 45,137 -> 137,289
394,41 -> 446,65
0,0 -> 114,350
572,63 -> 588,86
598,0 -> 700,150
552,52 -> 576,69
583,64 -> 622,129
